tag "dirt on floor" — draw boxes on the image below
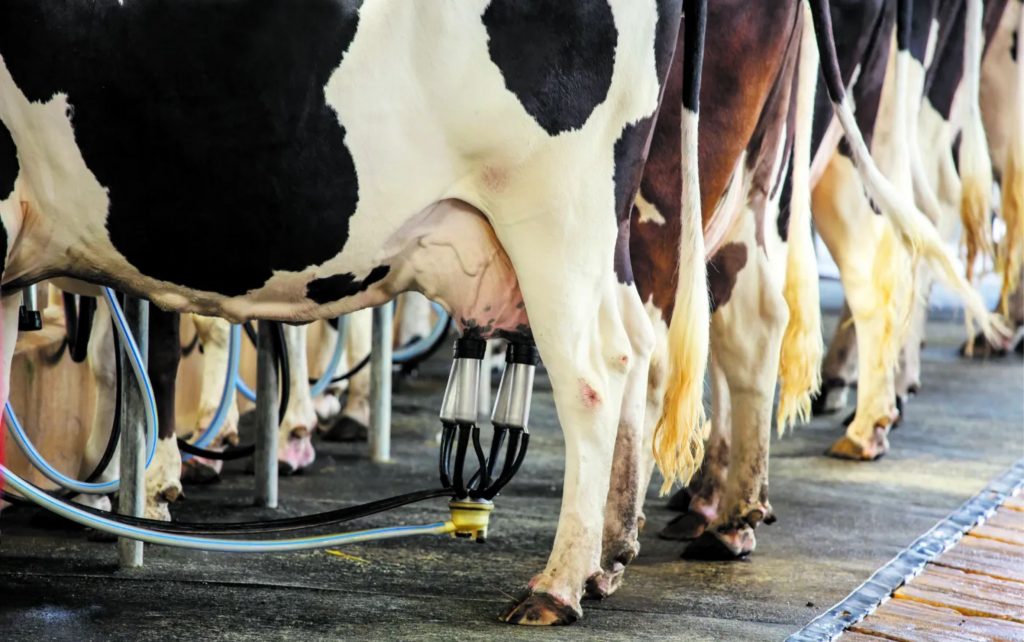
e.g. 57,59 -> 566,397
0,314 -> 1022,641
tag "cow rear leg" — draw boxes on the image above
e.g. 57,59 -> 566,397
1,293 -> 21,460
321,308 -> 371,443
962,269 -> 1024,357
584,284 -> 654,600
496,237 -> 633,625
660,355 -> 729,541
277,324 -> 317,474
683,232 -> 785,560
74,302 -> 118,512
182,315 -> 240,483
814,158 -> 905,460
145,308 -> 184,520
813,302 -> 857,415
396,292 -> 433,348
896,264 -> 931,402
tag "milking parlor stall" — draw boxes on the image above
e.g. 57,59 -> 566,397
1,1 -> 1023,640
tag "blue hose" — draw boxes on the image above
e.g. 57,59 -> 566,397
309,316 -> 348,398
7,301 -> 446,492
236,375 -> 257,402
247,304 -> 449,400
180,324 -> 242,461
0,464 -> 454,552
3,288 -> 159,495
393,302 -> 450,363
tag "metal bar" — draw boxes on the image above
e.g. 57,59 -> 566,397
789,458 -> 1024,642
369,305 -> 392,463
254,320 -> 279,508
118,296 -> 148,568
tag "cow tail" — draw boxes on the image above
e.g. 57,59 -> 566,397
959,0 -> 995,332
998,4 -> 1024,316
805,0 -> 1006,344
777,5 -> 823,435
653,0 -> 709,494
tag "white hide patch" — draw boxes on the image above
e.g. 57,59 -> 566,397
635,191 -> 666,225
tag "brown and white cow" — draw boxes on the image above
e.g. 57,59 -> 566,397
626,0 -> 821,564
630,0 -> 1001,563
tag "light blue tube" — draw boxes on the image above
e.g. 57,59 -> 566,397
0,464 -> 452,552
310,317 -> 348,398
392,303 -> 450,363
237,369 -> 257,403
102,287 -> 159,467
239,317 -> 349,401
240,305 -> 448,404
180,324 -> 242,461
2,289 -> 159,495
236,380 -> 256,401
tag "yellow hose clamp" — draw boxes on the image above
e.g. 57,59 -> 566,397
447,498 -> 494,542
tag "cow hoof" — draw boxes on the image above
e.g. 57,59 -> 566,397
891,396 -> 904,429
659,511 -> 709,541
322,416 -> 368,443
584,566 -> 625,600
826,428 -> 888,461
313,394 -> 343,425
682,526 -> 755,561
145,501 -> 171,522
74,493 -> 112,512
278,435 -> 316,473
181,458 -> 222,485
586,537 -> 637,599
811,378 -> 849,416
665,487 -> 693,512
159,484 -> 183,503
960,331 -> 1008,358
499,591 -> 580,626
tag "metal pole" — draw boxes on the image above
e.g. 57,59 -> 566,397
254,320 -> 279,508
118,296 -> 148,568
369,305 -> 392,463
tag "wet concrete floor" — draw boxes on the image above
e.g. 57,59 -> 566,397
1,312 -> 1021,641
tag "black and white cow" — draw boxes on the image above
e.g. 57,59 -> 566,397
815,0 -> 1015,436
0,0 -> 710,624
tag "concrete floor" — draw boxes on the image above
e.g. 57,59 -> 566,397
0,313 -> 1021,641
